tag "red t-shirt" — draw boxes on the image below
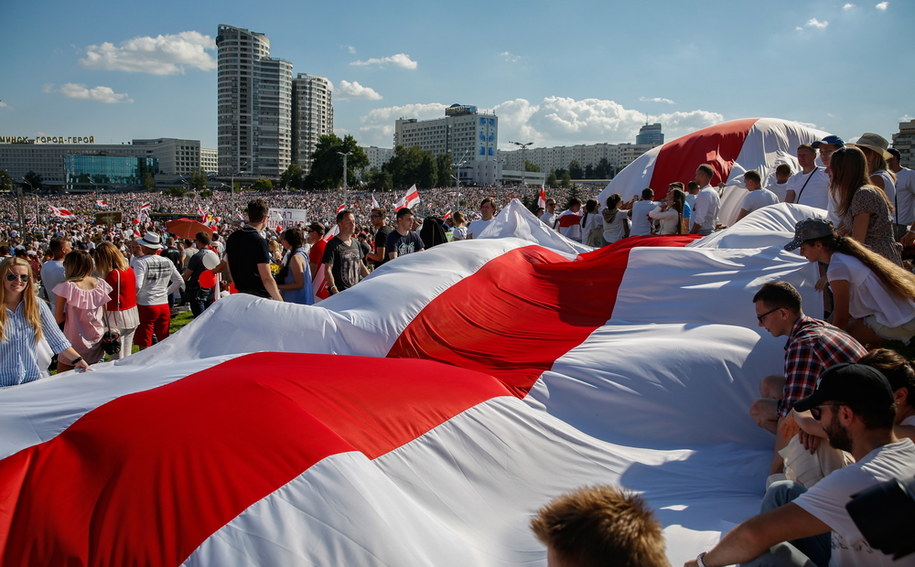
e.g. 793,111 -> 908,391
104,268 -> 138,311
309,239 -> 327,267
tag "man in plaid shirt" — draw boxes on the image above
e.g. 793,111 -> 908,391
750,282 -> 866,475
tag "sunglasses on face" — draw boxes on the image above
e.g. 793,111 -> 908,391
810,403 -> 845,421
6,274 -> 30,283
756,307 -> 780,323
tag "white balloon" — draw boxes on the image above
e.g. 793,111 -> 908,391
202,250 -> 220,270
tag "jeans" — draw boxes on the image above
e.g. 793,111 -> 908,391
741,480 -> 830,567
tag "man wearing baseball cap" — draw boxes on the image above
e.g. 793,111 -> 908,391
685,363 -> 915,567
811,135 -> 845,167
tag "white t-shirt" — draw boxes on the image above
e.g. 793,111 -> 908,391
794,438 -> 915,567
467,218 -> 492,239
787,167 -> 830,209
768,182 -> 790,203
629,200 -> 657,236
827,252 -> 915,327
739,188 -> 780,214
892,167 -> 914,226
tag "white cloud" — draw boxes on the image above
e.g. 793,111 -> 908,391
56,83 -> 133,103
336,80 -> 382,100
842,3 -> 856,9
359,103 -> 448,142
0,100 -> 8,108
875,1 -> 888,10
343,45 -> 357,54
79,31 -> 215,75
639,96 -> 676,105
499,51 -> 521,63
796,17 -> 829,31
353,97 -> 723,149
350,53 -> 418,70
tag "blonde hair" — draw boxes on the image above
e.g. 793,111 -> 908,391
94,241 -> 128,276
814,234 -> 915,300
0,257 -> 42,343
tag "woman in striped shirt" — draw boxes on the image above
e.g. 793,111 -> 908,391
0,257 -> 88,387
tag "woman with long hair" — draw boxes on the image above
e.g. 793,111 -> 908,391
581,199 -> 605,247
601,194 -> 630,244
829,145 -> 902,266
0,257 -> 88,386
853,132 -> 897,196
276,227 -> 314,305
786,218 -> 915,346
648,188 -> 686,235
52,251 -> 112,370
94,241 -> 140,358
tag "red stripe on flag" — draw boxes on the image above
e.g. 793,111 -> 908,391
0,353 -> 513,566
648,117 -> 757,198
388,243 -> 658,396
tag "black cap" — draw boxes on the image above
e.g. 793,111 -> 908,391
784,218 -> 834,251
794,363 -> 895,413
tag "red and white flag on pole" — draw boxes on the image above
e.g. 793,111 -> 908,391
393,184 -> 420,212
537,187 -> 547,209
371,194 -> 380,209
442,210 -> 452,220
95,200 -> 108,208
49,206 -> 74,218
336,204 -> 346,214
138,202 -> 152,213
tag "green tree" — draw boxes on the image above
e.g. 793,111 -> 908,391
280,163 -> 306,190
200,189 -> 213,199
164,187 -> 186,198
305,134 -> 369,190
595,158 -> 611,179
142,172 -> 156,192
384,145 -> 436,189
24,170 -> 43,192
568,160 -> 583,179
0,169 -> 12,193
524,160 -> 541,172
188,169 -> 208,191
584,164 -> 594,179
560,170 -> 572,189
546,171 -> 558,188
252,179 -> 273,192
436,153 -> 453,187
366,169 -> 393,191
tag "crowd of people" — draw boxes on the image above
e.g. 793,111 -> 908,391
2,132 -> 915,566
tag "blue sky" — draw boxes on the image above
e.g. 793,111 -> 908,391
2,0 -> 912,152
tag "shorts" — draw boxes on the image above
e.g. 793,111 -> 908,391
863,314 -> 915,343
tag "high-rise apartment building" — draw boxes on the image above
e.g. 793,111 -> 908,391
394,104 -> 498,185
636,123 -> 664,145
892,119 -> 915,168
216,24 -> 293,178
292,73 -> 333,173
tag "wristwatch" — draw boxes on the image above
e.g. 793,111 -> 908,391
696,551 -> 708,567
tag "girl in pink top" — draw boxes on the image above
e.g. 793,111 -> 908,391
52,251 -> 112,369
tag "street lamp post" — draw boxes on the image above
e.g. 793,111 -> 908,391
509,141 -> 533,187
338,151 -> 352,190
16,179 -> 32,232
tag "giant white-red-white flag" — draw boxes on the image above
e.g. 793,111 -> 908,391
393,184 -> 420,211
0,201 -> 826,566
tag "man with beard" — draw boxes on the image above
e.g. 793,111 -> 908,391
685,363 -> 915,567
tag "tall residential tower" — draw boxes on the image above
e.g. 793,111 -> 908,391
292,73 -> 333,173
216,25 -> 292,178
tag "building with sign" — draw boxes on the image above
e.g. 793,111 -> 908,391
64,155 -> 158,192
0,138 -> 211,191
394,104 -> 499,185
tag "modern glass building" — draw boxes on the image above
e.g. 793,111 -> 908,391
64,155 -> 158,192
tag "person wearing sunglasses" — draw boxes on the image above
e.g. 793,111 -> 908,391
685,363 -> 915,567
749,282 -> 866,477
0,257 -> 89,387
